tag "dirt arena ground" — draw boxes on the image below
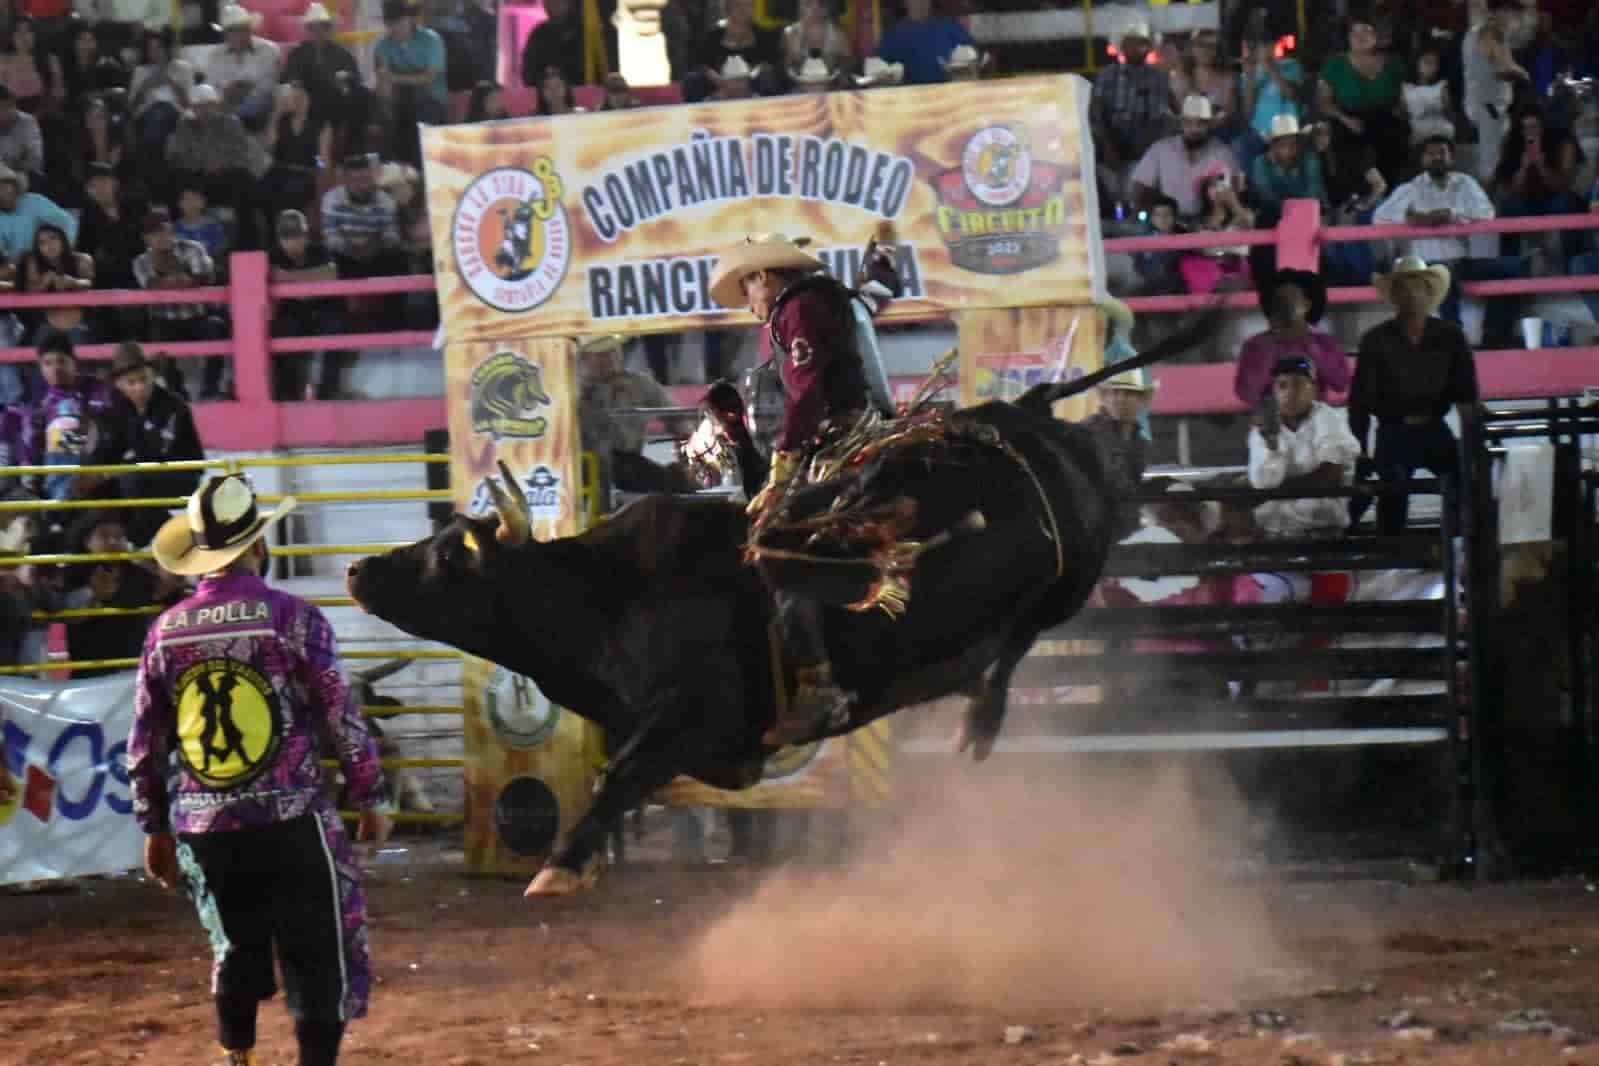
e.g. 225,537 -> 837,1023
5,768 -> 1599,1066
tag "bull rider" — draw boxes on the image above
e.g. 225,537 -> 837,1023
708,232 -> 898,747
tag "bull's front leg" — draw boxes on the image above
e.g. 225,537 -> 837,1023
525,682 -> 737,897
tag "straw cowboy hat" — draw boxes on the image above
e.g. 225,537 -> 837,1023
1100,367 -> 1157,393
711,55 -> 754,82
220,3 -> 262,30
189,82 -> 221,106
1119,19 -> 1152,41
1268,113 -> 1305,141
302,2 -> 334,24
854,56 -> 905,86
1373,254 -> 1451,313
1259,267 -> 1327,324
577,334 -> 625,356
153,474 -> 298,576
709,234 -> 824,309
941,44 -> 984,72
792,56 -> 836,85
1180,94 -> 1215,121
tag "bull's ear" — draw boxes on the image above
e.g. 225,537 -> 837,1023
462,527 -> 482,555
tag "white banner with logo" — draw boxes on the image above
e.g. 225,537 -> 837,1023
1,673 -> 143,884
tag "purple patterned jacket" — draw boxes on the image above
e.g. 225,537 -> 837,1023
128,572 -> 390,836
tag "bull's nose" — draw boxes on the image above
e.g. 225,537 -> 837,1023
347,558 -> 366,579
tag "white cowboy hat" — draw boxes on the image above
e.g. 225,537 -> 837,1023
1113,525 -> 1201,602
302,2 -> 334,24
220,3 -> 262,29
709,234 -> 824,310
1119,19 -> 1152,41
153,474 -> 298,577
1180,94 -> 1214,121
941,44 -> 983,71
853,56 -> 904,86
711,55 -> 753,81
1100,368 -> 1156,393
1373,254 -> 1452,313
792,56 -> 835,85
1268,114 -> 1304,141
0,164 -> 27,192
189,82 -> 221,105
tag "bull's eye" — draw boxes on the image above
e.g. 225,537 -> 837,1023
462,529 -> 481,555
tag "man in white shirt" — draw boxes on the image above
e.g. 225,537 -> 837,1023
203,4 -> 282,126
1373,135 -> 1528,346
1247,356 -> 1362,539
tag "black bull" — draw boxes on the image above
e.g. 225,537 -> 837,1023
346,313 -> 1218,894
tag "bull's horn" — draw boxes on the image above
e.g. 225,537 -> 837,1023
497,460 -> 531,516
485,469 -> 530,546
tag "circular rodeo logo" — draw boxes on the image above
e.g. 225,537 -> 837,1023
961,125 -> 1032,208
483,664 -> 561,749
453,161 -> 571,313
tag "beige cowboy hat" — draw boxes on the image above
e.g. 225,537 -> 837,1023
1373,254 -> 1451,313
1119,19 -> 1152,42
0,164 -> 26,193
220,3 -> 262,30
302,2 -> 335,24
792,56 -> 835,85
708,234 -> 824,310
153,474 -> 298,576
941,44 -> 984,71
853,56 -> 905,86
577,334 -> 625,356
1100,367 -> 1157,393
1268,113 -> 1305,141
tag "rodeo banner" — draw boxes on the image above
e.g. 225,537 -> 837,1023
421,74 -> 1105,340
2,675 -> 143,884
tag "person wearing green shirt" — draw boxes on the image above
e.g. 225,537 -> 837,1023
1250,114 -> 1327,225
1317,17 -> 1409,185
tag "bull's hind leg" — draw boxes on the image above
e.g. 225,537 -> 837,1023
957,627 -> 1039,762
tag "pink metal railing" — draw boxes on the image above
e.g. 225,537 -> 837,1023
0,200 -> 1591,446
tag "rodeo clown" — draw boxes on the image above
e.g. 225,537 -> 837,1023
707,228 -> 900,747
127,474 -> 394,1066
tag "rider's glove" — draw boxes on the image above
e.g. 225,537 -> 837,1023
746,450 -> 802,517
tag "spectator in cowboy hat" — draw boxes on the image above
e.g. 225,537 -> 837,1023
941,44 -> 986,82
576,333 -> 694,497
789,56 -> 836,94
1249,114 -> 1327,225
85,341 -> 206,545
709,55 -> 757,100
874,0 -> 976,86
1130,95 -> 1239,216
1349,255 -> 1478,534
1082,367 -> 1153,538
687,0 -> 780,102
202,3 -> 281,124
1247,355 -> 1363,539
1236,268 -> 1351,413
853,57 -> 904,88
1091,20 -> 1172,171
281,2 -> 371,149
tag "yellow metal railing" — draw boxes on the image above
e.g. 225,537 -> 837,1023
0,649 -> 463,676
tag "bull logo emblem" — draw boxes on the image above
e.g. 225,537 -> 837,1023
960,124 -> 1032,209
494,200 -> 541,281
470,352 -> 553,440
978,141 -> 1021,187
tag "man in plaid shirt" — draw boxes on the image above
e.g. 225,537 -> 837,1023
1090,22 -> 1173,170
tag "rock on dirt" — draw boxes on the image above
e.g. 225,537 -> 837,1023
1001,1026 -> 1036,1045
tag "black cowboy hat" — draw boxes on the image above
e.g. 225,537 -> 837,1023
1258,268 -> 1327,324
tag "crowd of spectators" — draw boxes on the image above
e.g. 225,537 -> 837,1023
1098,0 -> 1599,349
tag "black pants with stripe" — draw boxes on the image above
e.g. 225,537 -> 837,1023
179,814 -> 352,1040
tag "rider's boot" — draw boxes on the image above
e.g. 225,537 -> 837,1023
764,594 -> 853,747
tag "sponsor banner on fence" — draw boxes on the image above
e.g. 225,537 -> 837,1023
2,674 -> 142,884
422,75 -> 1103,340
445,336 -> 607,874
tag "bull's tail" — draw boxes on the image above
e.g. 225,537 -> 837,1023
1014,303 -> 1228,416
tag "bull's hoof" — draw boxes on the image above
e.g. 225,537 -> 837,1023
955,713 -> 999,763
525,866 -> 585,898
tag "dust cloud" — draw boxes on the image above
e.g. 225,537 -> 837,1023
679,755 -> 1302,1010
